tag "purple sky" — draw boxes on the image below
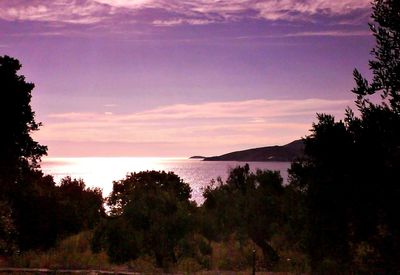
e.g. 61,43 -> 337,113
1,0 -> 374,157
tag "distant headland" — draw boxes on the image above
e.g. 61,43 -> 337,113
190,139 -> 304,162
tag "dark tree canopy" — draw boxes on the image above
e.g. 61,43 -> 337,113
0,56 -> 105,253
0,201 -> 17,255
352,0 -> 400,112
94,171 -> 194,267
57,177 -> 105,234
289,0 -> 400,272
201,165 -> 286,268
0,55 -> 49,252
0,55 -> 47,191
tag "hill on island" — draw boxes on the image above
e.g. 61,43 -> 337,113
203,139 -> 304,162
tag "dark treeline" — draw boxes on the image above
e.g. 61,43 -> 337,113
1,0 -> 400,273
0,55 -> 104,253
289,0 -> 400,271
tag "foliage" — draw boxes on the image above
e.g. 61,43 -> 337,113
352,0 -> 400,112
0,55 -> 105,253
10,231 -> 110,270
93,171 -> 196,268
201,165 -> 302,269
289,0 -> 400,272
289,115 -> 355,272
11,170 -> 60,250
10,172 -> 104,251
0,55 -> 49,252
0,201 -> 18,255
0,55 -> 47,193
57,177 -> 105,235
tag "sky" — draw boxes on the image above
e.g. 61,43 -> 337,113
0,0 -> 374,157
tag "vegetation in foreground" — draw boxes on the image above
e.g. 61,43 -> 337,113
1,0 -> 400,273
7,229 -> 305,273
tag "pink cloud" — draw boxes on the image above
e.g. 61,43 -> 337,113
0,0 -> 370,26
36,98 -> 353,156
0,0 -> 110,24
255,0 -> 370,21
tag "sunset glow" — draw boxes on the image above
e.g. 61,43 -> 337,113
1,0 -> 373,157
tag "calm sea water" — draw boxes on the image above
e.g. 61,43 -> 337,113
41,157 -> 291,204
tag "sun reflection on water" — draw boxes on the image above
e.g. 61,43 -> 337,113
42,157 -> 181,193
41,157 -> 291,204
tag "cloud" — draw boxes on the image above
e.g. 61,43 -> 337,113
48,98 -> 350,122
36,98 -> 352,156
0,0 -> 111,24
152,18 -> 214,27
99,0 -> 371,24
104,104 -> 117,107
254,0 -> 370,21
0,0 -> 370,26
285,29 -> 371,37
94,0 -> 156,9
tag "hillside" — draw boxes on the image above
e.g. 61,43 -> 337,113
203,139 -> 304,162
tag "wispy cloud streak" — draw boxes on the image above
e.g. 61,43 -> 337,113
0,0 -> 370,25
36,98 -> 352,156
0,0 -> 111,24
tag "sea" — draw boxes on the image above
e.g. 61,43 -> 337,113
41,157 -> 291,204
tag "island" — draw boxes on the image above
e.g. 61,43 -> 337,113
189,156 -> 207,159
203,139 -> 304,162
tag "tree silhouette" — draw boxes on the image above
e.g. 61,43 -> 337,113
57,177 -> 104,234
0,55 -> 47,195
93,171 -> 194,267
346,1 -> 400,270
202,165 -> 285,268
0,56 -> 49,252
352,0 -> 400,112
289,0 -> 400,272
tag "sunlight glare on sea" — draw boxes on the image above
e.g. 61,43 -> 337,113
41,157 -> 291,204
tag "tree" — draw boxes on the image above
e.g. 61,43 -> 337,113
12,170 -> 60,250
352,0 -> 400,113
0,55 -> 48,252
202,165 -> 286,268
341,1 -> 400,271
0,55 -> 47,195
57,177 -> 104,234
0,56 -> 105,252
11,174 -> 104,251
289,0 -> 400,272
289,115 -> 355,272
93,171 -> 195,267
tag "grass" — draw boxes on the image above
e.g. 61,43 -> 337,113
10,231 -> 110,270
6,232 -> 307,274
